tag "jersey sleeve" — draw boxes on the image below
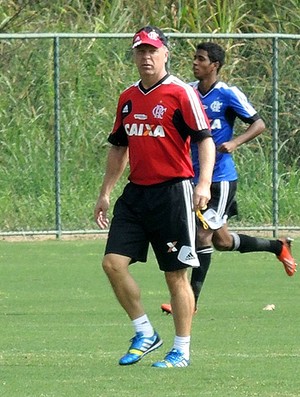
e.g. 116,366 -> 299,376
174,85 -> 211,143
229,86 -> 261,124
107,95 -> 129,146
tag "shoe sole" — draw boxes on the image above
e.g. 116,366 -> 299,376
152,360 -> 190,368
277,238 -> 297,276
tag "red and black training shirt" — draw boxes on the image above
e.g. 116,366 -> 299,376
108,74 -> 211,185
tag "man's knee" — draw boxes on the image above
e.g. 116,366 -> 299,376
196,230 -> 214,247
213,236 -> 233,251
165,269 -> 189,293
102,254 -> 129,275
211,227 -> 234,251
102,255 -> 114,275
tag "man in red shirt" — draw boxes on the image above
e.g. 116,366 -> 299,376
94,26 -> 215,367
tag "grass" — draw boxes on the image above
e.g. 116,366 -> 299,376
0,238 -> 299,397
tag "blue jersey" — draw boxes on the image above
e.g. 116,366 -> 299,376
190,81 -> 260,183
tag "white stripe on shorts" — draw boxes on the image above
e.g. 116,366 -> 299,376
217,180 -> 230,218
179,180 -> 199,268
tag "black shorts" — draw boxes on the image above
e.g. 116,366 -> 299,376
105,179 -> 199,272
207,180 -> 238,222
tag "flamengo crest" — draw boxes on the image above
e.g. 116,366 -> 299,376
210,100 -> 222,112
152,104 -> 167,119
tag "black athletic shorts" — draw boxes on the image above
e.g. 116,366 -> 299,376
207,180 -> 238,222
105,179 -> 199,272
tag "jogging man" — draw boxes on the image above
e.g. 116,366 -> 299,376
161,42 -> 297,315
94,28 -> 215,367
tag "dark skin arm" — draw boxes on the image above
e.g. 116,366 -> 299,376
217,118 -> 265,153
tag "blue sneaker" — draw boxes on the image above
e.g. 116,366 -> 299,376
119,331 -> 163,365
152,348 -> 190,368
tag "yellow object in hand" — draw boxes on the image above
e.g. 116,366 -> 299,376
196,209 -> 209,230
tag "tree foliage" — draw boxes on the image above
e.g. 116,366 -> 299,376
1,0 -> 300,33
0,0 -> 299,231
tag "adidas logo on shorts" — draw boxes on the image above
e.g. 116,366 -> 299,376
184,252 -> 195,261
178,246 -> 198,267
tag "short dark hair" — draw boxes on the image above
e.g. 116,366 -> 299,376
196,42 -> 225,73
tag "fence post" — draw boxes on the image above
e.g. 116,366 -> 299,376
272,37 -> 279,238
53,36 -> 62,239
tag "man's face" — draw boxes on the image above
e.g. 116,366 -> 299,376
192,49 -> 217,80
133,44 -> 168,77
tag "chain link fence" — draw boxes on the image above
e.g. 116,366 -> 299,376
0,33 -> 299,238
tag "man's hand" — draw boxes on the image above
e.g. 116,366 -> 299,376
94,195 -> 110,229
193,183 -> 211,212
217,140 -> 238,153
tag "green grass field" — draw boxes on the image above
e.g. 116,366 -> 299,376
0,239 -> 299,397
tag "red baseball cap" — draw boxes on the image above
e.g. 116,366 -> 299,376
132,26 -> 168,49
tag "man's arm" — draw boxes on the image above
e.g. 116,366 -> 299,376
94,145 -> 128,229
218,118 -> 266,153
193,137 -> 216,211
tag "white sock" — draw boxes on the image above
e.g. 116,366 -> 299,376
173,335 -> 190,360
132,314 -> 154,337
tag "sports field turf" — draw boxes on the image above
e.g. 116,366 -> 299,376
0,238 -> 299,397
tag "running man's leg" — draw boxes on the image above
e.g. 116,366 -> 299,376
213,231 -> 297,276
227,234 -> 297,276
191,226 -> 215,309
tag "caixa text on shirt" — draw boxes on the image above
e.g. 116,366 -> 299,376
124,123 -> 165,137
